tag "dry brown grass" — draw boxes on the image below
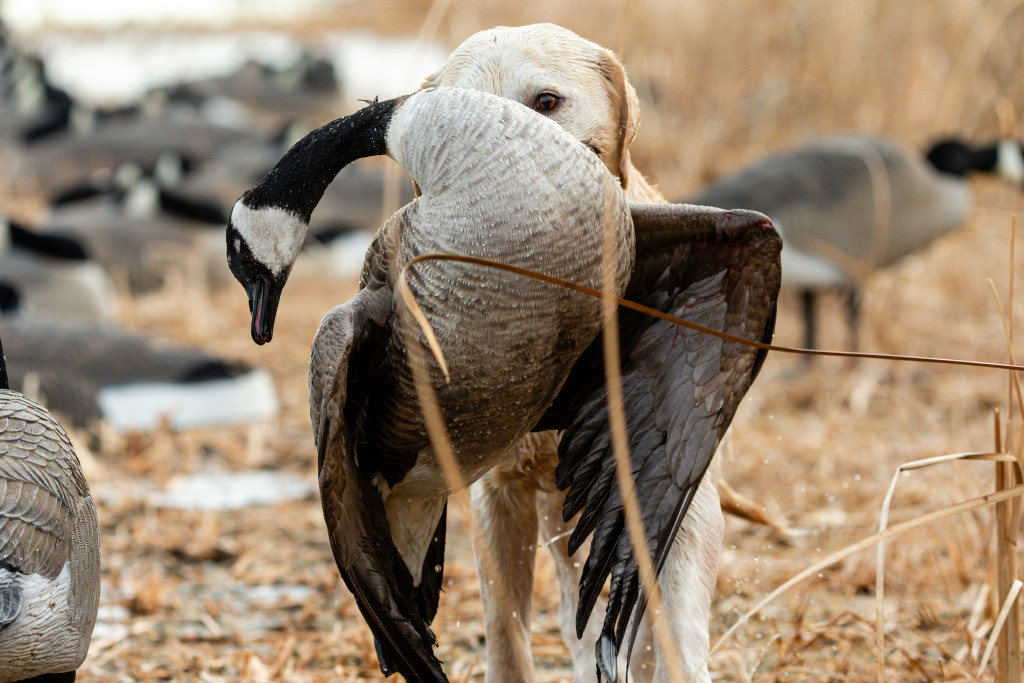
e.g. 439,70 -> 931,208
3,0 -> 1024,680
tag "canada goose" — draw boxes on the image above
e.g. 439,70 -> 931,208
422,23 -> 788,681
685,134 -> 1024,352
0,217 -> 117,322
0,315 -> 278,432
173,139 -> 414,232
226,87 -> 781,681
41,171 -> 230,293
0,330 -> 101,683
156,129 -> 414,279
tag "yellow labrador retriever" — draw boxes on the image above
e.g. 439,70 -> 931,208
423,24 -> 781,682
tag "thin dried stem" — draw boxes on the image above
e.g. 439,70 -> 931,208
981,580 -> 1023,675
396,267 -> 529,674
597,195 -> 687,680
993,213 -> 1023,683
401,252 -> 1024,373
874,450 -> 1019,681
711,483 -> 1024,659
397,270 -> 450,382
986,279 -> 1024,418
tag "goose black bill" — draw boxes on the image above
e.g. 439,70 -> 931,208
246,277 -> 280,345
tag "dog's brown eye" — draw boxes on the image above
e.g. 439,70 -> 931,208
534,92 -> 560,113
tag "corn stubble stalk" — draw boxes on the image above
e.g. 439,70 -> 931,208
994,214 -> 1022,683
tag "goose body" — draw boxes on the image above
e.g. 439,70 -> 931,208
352,91 -> 633,494
0,220 -> 116,322
686,134 -> 1024,349
0,315 -> 277,432
0,338 -> 101,683
227,87 -> 781,681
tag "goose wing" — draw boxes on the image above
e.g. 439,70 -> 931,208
0,392 -> 85,581
543,203 -> 781,679
0,573 -> 21,631
309,287 -> 448,683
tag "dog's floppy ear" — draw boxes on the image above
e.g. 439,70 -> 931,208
599,49 -> 640,190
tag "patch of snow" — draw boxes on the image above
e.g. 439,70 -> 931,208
31,32 -> 304,105
153,470 -> 315,511
327,31 -> 448,102
96,368 -> 279,433
244,584 -> 314,606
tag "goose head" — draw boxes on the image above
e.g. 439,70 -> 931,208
926,137 -> 1024,187
226,97 -> 402,344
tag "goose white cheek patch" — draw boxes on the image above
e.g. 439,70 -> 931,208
998,140 -> 1024,185
230,201 -> 308,277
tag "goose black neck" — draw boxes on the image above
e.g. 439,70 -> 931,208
242,97 -> 403,223
926,139 -> 999,178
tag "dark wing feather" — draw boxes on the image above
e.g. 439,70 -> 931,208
309,288 -> 448,683
0,573 -> 22,631
551,203 -> 781,680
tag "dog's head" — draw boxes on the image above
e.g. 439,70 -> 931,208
422,24 -> 641,190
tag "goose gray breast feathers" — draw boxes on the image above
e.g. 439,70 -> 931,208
685,134 -> 1024,351
226,87 -> 781,681
0,332 -> 101,683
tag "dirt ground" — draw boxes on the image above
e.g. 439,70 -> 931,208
4,1 -> 1024,681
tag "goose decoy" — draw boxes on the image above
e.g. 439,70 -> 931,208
7,104 -> 252,196
160,52 -> 342,126
685,134 -> 1024,352
0,328 -> 101,683
0,217 -> 117,322
226,87 -> 781,681
40,169 -> 230,293
0,49 -> 74,145
0,315 -> 278,432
